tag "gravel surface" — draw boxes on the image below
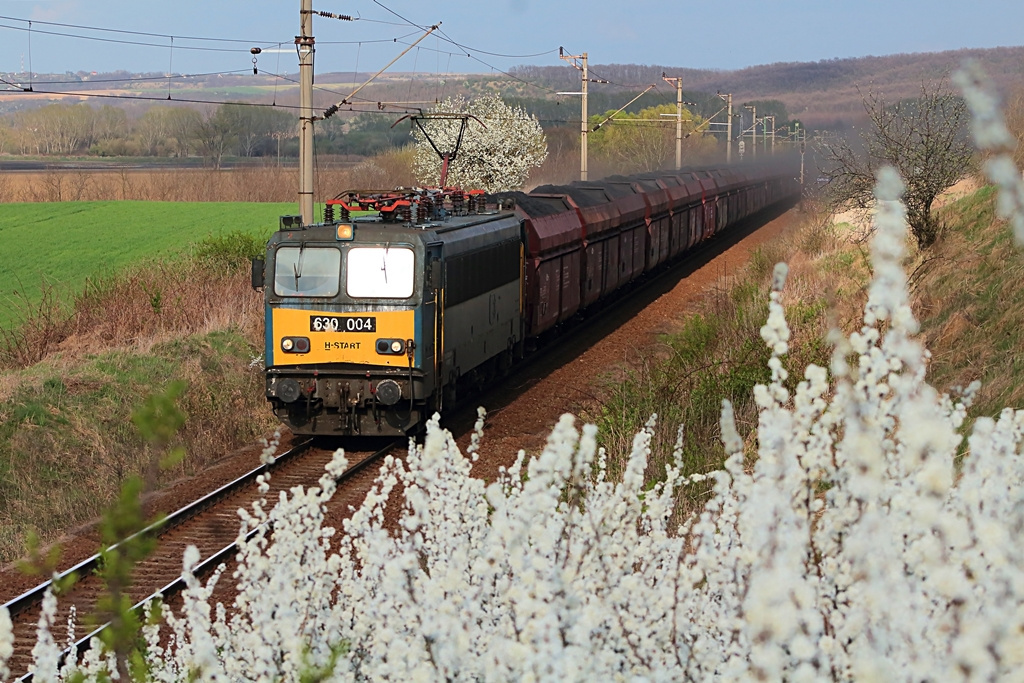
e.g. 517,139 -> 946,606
1,205 -> 801,607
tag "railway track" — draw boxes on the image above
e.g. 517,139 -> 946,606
2,437 -> 400,680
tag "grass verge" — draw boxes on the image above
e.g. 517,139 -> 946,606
915,184 -> 1024,420
586,224 -> 837,517
0,328 -> 275,562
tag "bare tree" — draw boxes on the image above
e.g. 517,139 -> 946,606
194,108 -> 234,169
135,107 -> 174,156
29,104 -> 91,155
84,105 -> 128,150
819,79 -> 973,248
165,107 -> 202,158
218,103 -> 261,158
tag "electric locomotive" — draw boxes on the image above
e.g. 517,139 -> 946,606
252,189 -> 522,436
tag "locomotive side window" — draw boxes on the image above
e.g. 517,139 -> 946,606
273,246 -> 341,297
347,246 -> 415,299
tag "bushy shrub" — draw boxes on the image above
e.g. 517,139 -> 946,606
193,230 -> 271,273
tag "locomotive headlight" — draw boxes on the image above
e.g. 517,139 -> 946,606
281,337 -> 310,353
375,338 -> 405,355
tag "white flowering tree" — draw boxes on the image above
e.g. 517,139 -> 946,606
6,62 -> 1024,682
410,94 -> 548,192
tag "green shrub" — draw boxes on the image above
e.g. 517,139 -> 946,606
193,230 -> 271,273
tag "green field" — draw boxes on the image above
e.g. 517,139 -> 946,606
0,201 -> 295,329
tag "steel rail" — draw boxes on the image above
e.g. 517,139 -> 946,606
12,438 -> 400,682
2,438 -> 313,619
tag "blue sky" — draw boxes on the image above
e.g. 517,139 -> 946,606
0,0 -> 1021,77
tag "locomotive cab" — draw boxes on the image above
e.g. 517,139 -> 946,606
262,221 -> 437,436
259,194 -> 524,437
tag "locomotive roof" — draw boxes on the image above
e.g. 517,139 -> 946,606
269,209 -> 521,256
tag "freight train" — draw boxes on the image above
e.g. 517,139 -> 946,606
251,161 -> 800,436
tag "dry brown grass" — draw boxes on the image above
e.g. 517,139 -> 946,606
69,263 -> 263,351
0,152 -> 422,204
1005,85 -> 1024,172
0,259 -> 264,369
0,166 -> 292,203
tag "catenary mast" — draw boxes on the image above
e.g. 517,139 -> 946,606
298,0 -> 315,225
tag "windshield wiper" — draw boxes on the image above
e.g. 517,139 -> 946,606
293,243 -> 306,286
381,242 -> 389,284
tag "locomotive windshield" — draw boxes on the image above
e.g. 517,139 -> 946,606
273,246 -> 341,297
347,246 -> 415,299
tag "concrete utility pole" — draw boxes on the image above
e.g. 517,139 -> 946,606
797,124 -> 806,187
717,92 -> 733,163
744,104 -> 757,160
662,74 -> 683,170
560,48 -> 590,181
581,55 -> 587,181
298,0 -> 315,225
763,115 -> 775,154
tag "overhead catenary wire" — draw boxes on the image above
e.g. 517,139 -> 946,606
0,13 -> 278,45
0,13 -> 436,64
0,19 -> 271,55
2,5 -> 704,117
321,23 -> 441,120
273,42 -> 283,105
590,84 -> 656,131
0,75 -> 696,131
0,69 -> 262,88
167,36 -> 174,98
0,77 -> 313,109
369,0 -> 552,59
1,5 -> 570,113
0,4 -> 726,147
27,20 -> 32,91
368,0 -> 562,96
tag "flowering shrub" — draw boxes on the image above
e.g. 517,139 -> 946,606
4,65 -> 1024,681
0,606 -> 11,681
411,94 -> 548,192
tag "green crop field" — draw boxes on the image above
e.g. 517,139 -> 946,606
0,201 -> 295,329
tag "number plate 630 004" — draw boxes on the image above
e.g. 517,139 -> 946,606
309,315 -> 376,333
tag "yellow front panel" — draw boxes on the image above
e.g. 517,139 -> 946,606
271,307 -> 416,366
